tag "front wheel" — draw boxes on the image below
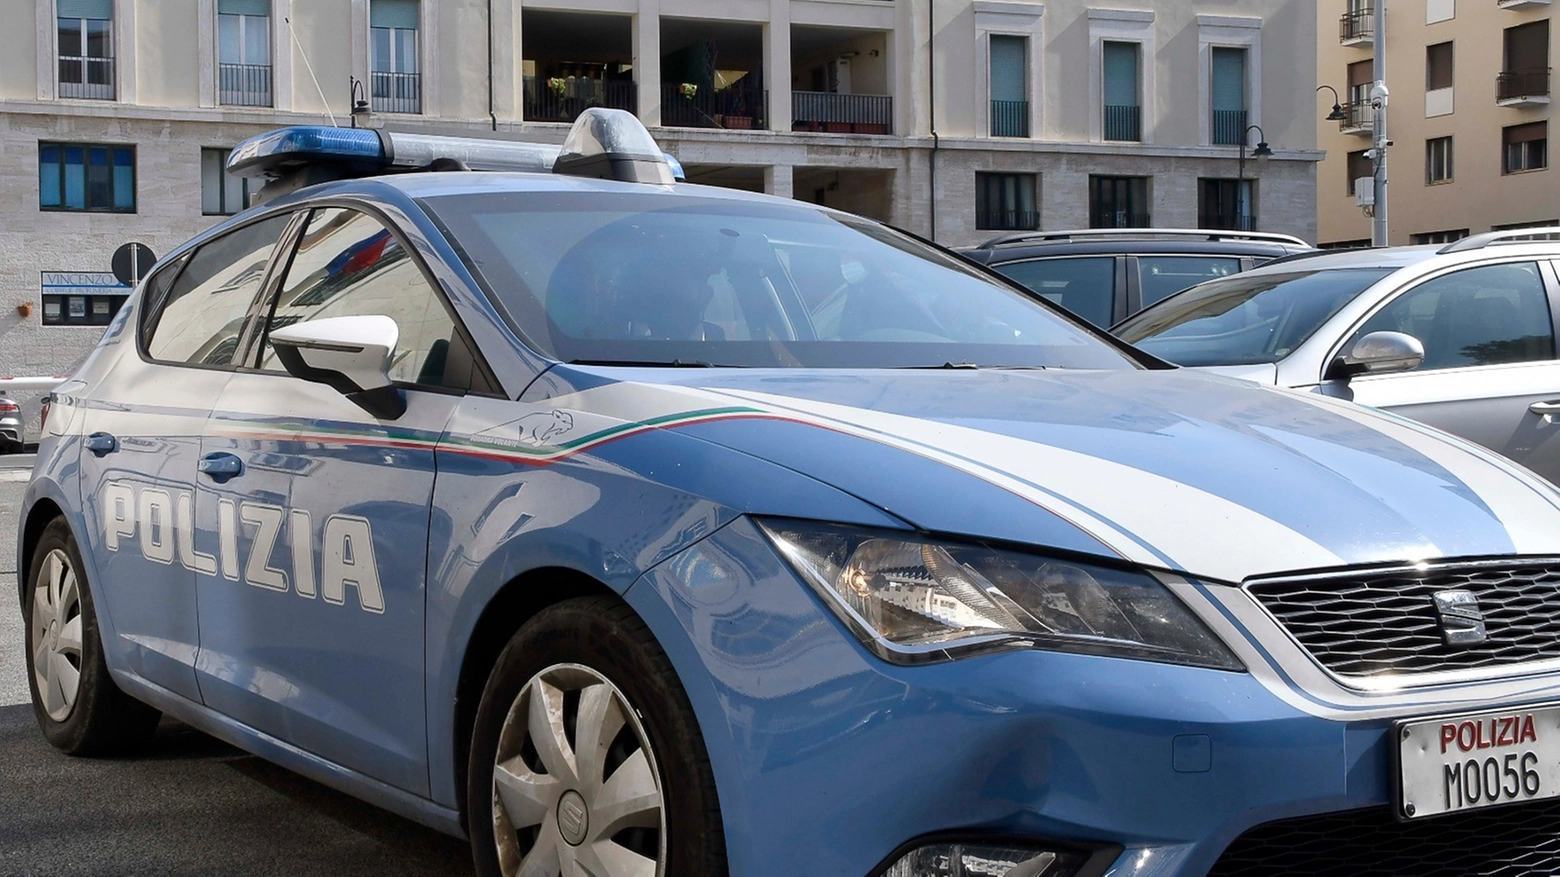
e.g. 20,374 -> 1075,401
467,597 -> 727,877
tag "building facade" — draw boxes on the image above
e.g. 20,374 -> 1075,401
0,0 -> 1319,433
1316,0 -> 1557,247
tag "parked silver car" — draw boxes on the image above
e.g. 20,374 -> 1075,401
0,393 -> 21,453
1116,229 -> 1560,483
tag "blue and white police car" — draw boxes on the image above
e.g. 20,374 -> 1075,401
21,109 -> 1560,877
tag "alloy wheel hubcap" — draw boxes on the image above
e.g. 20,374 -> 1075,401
30,549 -> 83,723
492,663 -> 665,876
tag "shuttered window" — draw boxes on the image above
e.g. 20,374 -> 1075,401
57,0 -> 112,20
370,0 -> 419,30
1426,42 -> 1453,91
989,36 -> 1026,103
1103,41 -> 1141,142
1210,47 -> 1247,145
218,0 -> 269,14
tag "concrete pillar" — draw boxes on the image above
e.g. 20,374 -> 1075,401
764,164 -> 794,200
634,0 -> 662,127
764,0 -> 791,133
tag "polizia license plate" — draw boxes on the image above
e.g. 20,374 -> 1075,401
1397,705 -> 1560,819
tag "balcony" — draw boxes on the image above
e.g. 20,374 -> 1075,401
1211,109 -> 1248,146
1200,213 -> 1259,232
989,100 -> 1029,137
1339,8 -> 1374,46
1339,101 -> 1373,135
661,83 -> 767,129
1104,105 -> 1141,142
524,77 -> 636,123
1091,212 -> 1152,229
792,92 -> 892,134
58,57 -> 114,100
1498,0 -> 1551,9
977,210 -> 1040,232
372,71 -> 421,114
1498,68 -> 1552,107
219,63 -> 272,108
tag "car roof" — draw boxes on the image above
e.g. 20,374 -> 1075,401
962,229 -> 1310,263
357,169 -> 827,211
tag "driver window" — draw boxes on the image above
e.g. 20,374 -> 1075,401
257,208 -> 459,387
1347,262 -> 1555,372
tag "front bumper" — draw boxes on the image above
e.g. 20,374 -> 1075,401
627,518 -> 1560,877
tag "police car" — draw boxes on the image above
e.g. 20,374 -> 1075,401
20,110 -> 1560,877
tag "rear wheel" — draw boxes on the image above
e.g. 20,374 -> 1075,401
24,518 -> 160,755
467,597 -> 727,877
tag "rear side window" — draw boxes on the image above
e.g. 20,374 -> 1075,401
256,208 -> 459,388
1138,256 -> 1242,309
992,257 -> 1117,327
144,214 -> 291,366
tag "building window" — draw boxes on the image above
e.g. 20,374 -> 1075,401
1501,20 -> 1551,102
1089,176 -> 1150,228
988,35 -> 1029,138
1409,229 -> 1469,245
975,173 -> 1039,231
1198,179 -> 1256,231
39,143 -> 135,213
1209,47 -> 1247,145
1319,239 -> 1372,250
371,0 -> 421,114
1102,41 -> 1142,142
1347,149 -> 1372,195
57,0 -> 114,100
219,0 -> 272,107
1492,220 -> 1560,241
1344,59 -> 1373,130
1426,137 -> 1453,185
1426,42 -> 1453,91
1504,122 -> 1548,174
201,148 -> 252,216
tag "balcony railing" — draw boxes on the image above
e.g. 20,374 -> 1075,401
792,92 -> 893,134
662,83 -> 767,129
1200,213 -> 1259,232
524,77 -> 636,123
1091,212 -> 1152,229
1339,101 -> 1373,133
1498,67 -> 1552,103
990,100 -> 1029,137
58,57 -> 114,100
1211,109 -> 1247,146
219,63 -> 272,107
372,71 -> 422,114
978,210 -> 1040,231
1340,7 -> 1374,44
1104,105 -> 1142,142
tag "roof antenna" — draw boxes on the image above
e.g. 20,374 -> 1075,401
285,16 -> 339,128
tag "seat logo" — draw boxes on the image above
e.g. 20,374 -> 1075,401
1433,589 -> 1487,647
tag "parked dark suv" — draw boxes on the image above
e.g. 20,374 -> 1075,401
960,228 -> 1313,327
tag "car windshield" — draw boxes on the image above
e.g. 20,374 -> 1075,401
421,190 -> 1137,370
1113,267 -> 1395,366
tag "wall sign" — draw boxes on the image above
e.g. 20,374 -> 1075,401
40,271 -> 131,327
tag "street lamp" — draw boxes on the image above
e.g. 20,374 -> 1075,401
1316,85 -> 1346,122
1236,124 -> 1272,231
349,77 -> 374,128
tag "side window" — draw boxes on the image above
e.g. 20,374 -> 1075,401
257,208 -> 458,387
993,257 -> 1117,327
1348,262 -> 1556,371
144,214 -> 291,366
1138,256 -> 1242,309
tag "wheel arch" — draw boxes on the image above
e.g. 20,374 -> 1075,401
18,497 -> 66,605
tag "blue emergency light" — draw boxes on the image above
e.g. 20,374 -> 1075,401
227,108 -> 685,203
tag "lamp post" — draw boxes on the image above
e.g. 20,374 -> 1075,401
1236,124 -> 1273,232
1368,0 -> 1390,247
1316,84 -> 1347,122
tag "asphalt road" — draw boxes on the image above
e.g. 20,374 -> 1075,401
0,455 -> 476,876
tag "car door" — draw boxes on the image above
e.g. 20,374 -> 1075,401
1338,260 -> 1560,483
990,256 -> 1123,326
193,205 -> 473,795
76,214 -> 293,702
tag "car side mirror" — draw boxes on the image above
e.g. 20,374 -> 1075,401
269,315 -> 407,420
1327,331 -> 1426,380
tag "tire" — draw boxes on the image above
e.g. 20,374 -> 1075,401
468,596 -> 727,877
23,517 -> 161,756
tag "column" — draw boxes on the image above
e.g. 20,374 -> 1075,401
764,0 -> 790,133
634,0 -> 661,127
764,164 -> 794,200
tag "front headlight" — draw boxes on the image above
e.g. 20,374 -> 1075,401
759,520 -> 1241,669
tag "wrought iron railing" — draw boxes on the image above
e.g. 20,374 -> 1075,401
1090,212 -> 1152,229
977,210 -> 1040,231
990,100 -> 1029,137
219,63 -> 272,107
1211,109 -> 1248,145
1200,213 -> 1259,232
661,83 -> 767,129
1340,7 -> 1374,43
1104,105 -> 1141,141
792,91 -> 893,134
1339,101 -> 1373,132
58,57 -> 114,100
1498,67 -> 1552,101
372,71 -> 422,114
524,77 -> 637,123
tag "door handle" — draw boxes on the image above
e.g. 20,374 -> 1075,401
83,432 -> 118,456
198,452 -> 244,481
1531,401 -> 1560,417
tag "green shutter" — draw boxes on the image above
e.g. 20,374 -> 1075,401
1211,47 -> 1247,113
370,0 -> 419,30
989,36 -> 1027,103
218,0 -> 270,16
1103,42 -> 1139,108
58,0 -> 113,20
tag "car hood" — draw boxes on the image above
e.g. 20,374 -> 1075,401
538,366 -> 1560,583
